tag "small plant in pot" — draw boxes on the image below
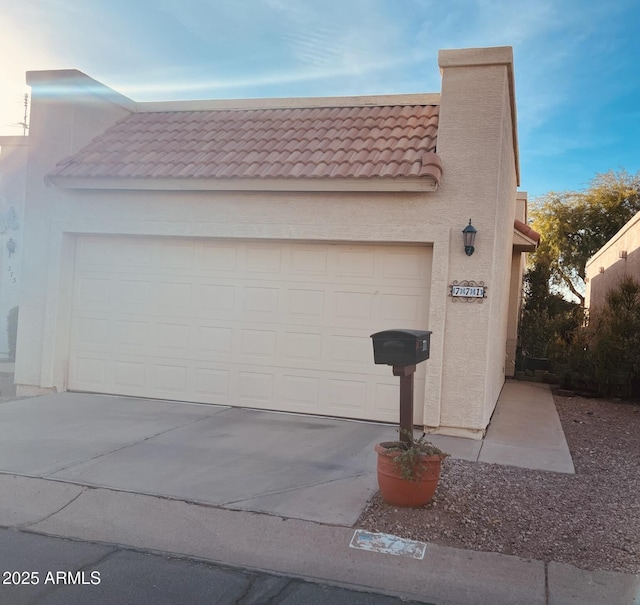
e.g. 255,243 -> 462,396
375,429 -> 448,508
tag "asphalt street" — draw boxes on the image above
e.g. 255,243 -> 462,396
0,528 -> 432,604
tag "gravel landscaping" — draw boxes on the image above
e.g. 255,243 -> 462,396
357,392 -> 640,573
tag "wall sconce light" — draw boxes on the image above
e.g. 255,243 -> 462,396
599,267 -> 605,274
6,238 -> 16,258
462,219 -> 477,256
619,251 -> 627,260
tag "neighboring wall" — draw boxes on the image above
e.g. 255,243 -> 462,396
586,211 -> 640,311
16,71 -> 134,385
0,136 -> 27,358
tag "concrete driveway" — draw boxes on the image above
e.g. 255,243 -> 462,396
0,393 -> 395,525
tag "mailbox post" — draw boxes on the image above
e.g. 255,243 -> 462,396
371,330 -> 431,446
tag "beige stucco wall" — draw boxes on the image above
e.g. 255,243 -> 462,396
506,250 -> 525,377
15,47 -> 522,438
585,211 -> 640,311
505,192 -> 530,378
432,47 -> 519,434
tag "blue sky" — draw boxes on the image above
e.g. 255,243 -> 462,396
1,0 -> 638,199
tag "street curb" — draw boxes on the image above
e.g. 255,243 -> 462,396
2,474 -> 638,605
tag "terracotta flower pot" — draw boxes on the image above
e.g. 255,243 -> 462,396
374,442 -> 445,507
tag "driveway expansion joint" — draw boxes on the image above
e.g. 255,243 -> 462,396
47,412 -> 225,477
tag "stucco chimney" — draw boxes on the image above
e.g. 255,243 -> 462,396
432,47 -> 521,432
437,46 -> 519,188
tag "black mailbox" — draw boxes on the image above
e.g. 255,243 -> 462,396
370,329 -> 431,366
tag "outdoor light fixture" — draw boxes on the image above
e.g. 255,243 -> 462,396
619,250 -> 628,260
462,219 -> 477,256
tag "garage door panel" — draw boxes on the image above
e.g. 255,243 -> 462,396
200,283 -> 237,311
194,367 -> 231,397
245,245 -> 283,274
290,247 -> 329,275
281,374 -> 320,408
153,364 -> 189,392
69,237 -> 431,423
72,356 -> 108,388
242,286 -> 280,314
75,277 -> 111,306
335,249 -> 375,277
287,288 -> 325,318
153,322 -> 191,353
113,320 -> 149,349
381,249 -> 430,280
155,242 -> 196,269
380,293 -> 423,322
115,279 -> 153,307
332,290 -> 374,320
329,334 -> 371,367
197,325 -> 233,353
113,360 -> 146,389
201,242 -> 239,271
73,317 -> 110,349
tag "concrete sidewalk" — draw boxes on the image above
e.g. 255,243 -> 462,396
0,380 -> 637,604
425,380 -> 576,474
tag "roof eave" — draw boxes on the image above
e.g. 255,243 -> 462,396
46,176 -> 439,193
513,229 -> 538,252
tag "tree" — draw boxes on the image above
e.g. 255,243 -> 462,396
519,259 -> 580,360
529,170 -> 640,305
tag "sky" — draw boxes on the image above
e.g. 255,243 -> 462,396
1,0 -> 639,199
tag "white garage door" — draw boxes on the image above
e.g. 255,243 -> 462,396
68,237 -> 432,423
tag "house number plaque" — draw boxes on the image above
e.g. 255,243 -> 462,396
449,280 -> 486,303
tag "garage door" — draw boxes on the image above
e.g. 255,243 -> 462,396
68,237 -> 432,423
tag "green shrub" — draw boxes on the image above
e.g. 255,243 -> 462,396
591,277 -> 640,396
561,277 -> 640,396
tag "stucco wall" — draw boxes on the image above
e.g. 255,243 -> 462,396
433,48 -> 518,434
0,137 -> 27,357
506,192 -> 530,378
585,211 -> 640,311
16,47 -> 521,438
16,72 -> 132,384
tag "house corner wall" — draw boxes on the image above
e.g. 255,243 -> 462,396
506,191 -> 529,378
435,47 -> 519,436
15,71 -> 133,389
506,250 -> 525,377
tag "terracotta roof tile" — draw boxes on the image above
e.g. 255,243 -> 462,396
50,104 -> 441,184
514,219 -> 541,244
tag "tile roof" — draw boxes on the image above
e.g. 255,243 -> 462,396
514,219 -> 541,245
49,104 -> 441,185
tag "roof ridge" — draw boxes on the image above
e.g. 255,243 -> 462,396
135,93 -> 441,113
